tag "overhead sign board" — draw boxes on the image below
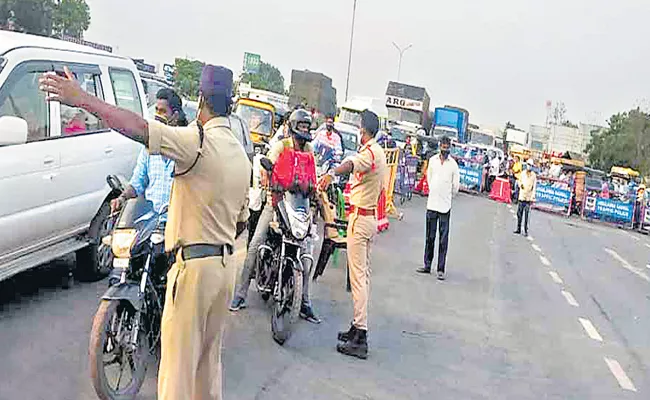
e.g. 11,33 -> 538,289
162,63 -> 176,83
243,52 -> 261,74
385,95 -> 424,112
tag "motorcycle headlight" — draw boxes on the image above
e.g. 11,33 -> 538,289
287,208 -> 310,240
111,229 -> 137,258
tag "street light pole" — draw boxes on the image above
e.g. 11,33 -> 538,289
344,0 -> 357,102
392,42 -> 412,81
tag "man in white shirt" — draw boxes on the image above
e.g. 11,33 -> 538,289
417,136 -> 460,280
487,153 -> 501,191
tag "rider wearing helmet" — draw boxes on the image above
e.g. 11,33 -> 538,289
230,109 -> 321,324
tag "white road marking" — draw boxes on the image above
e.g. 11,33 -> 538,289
540,255 -> 551,266
527,235 -> 534,241
548,270 -> 563,284
630,235 -> 640,242
647,264 -> 650,270
604,248 -> 650,282
604,357 -> 637,392
645,243 -> 650,249
532,244 -> 542,252
507,204 -> 512,209
509,209 -> 515,214
561,290 -> 579,307
579,317 -> 603,342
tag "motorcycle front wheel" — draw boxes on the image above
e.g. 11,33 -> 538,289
89,300 -> 148,400
271,265 -> 303,345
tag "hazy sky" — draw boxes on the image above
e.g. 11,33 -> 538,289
85,0 -> 650,129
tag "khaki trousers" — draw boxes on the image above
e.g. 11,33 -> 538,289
346,213 -> 376,330
157,251 -> 235,400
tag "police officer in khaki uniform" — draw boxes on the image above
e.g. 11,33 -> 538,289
40,65 -> 251,399
320,110 -> 387,359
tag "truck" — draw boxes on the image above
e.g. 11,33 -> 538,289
505,128 -> 528,148
289,69 -> 337,119
385,81 -> 431,137
431,107 -> 469,143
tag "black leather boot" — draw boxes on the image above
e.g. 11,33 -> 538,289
337,324 -> 356,342
336,328 -> 368,359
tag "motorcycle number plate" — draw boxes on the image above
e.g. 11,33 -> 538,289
113,258 -> 129,269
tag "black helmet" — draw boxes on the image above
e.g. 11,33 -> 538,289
289,109 -> 313,141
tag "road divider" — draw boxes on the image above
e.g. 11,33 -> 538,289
604,248 -> 650,282
527,236 -> 534,242
532,244 -> 542,252
561,290 -> 579,307
604,357 -> 637,392
579,317 -> 603,342
540,255 -> 551,266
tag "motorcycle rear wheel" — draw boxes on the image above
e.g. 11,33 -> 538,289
89,300 -> 148,400
271,266 -> 303,345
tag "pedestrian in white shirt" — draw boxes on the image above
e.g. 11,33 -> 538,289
487,153 -> 500,191
417,136 -> 460,280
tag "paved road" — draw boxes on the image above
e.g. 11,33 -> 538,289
1,193 -> 649,399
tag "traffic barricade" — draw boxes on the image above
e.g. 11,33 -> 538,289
489,177 -> 511,204
395,153 -> 419,203
582,191 -> 635,229
532,176 -> 572,216
383,148 -> 401,220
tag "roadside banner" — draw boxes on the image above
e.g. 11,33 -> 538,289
533,177 -> 572,216
458,164 -> 482,192
582,194 -> 635,227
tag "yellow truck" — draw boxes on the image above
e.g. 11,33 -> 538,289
233,98 -> 276,147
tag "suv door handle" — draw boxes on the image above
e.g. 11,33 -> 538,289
43,156 -> 55,165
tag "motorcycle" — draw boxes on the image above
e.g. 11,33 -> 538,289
89,175 -> 170,400
256,158 -> 313,345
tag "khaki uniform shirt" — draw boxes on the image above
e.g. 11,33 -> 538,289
148,117 -> 251,251
519,170 -> 537,202
348,139 -> 388,210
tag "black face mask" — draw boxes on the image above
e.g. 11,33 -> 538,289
326,124 -> 334,131
441,149 -> 450,158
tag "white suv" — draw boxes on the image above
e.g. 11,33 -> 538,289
0,32 -> 145,283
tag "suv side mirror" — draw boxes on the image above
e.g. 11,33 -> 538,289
0,116 -> 28,146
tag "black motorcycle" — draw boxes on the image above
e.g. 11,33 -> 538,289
256,159 -> 313,345
89,176 -> 170,400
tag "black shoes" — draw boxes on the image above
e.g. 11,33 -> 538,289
337,326 -> 368,359
416,267 -> 431,274
338,324 -> 357,342
513,230 -> 521,235
436,271 -> 446,280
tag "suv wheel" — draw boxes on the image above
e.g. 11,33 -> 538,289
76,202 -> 113,282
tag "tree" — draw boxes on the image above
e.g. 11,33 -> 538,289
173,58 -> 204,100
52,0 -> 90,38
586,108 -> 650,174
0,0 -> 90,37
240,61 -> 285,94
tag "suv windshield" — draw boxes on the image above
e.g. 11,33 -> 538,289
387,107 -> 421,125
339,109 -> 362,127
389,126 -> 409,142
236,104 -> 273,135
